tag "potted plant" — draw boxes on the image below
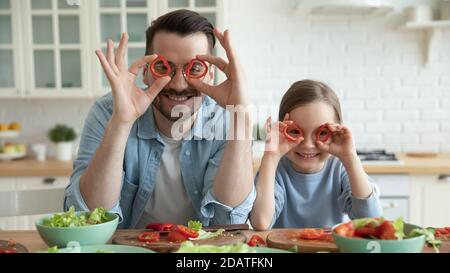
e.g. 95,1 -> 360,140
48,124 -> 77,161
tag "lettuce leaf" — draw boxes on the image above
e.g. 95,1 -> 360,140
176,241 -> 255,253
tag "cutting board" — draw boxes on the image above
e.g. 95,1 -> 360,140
112,229 -> 247,253
267,229 -> 339,253
0,240 -> 28,253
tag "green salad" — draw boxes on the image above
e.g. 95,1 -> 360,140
187,220 -> 225,240
42,206 -> 110,228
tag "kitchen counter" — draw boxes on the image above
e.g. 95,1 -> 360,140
1,153 -> 449,178
253,153 -> 450,175
0,229 -> 446,253
0,157 -> 73,177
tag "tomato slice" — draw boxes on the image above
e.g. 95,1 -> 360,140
298,228 -> 325,240
145,223 -> 174,231
137,231 -> 160,243
175,225 -> 199,239
247,235 -> 266,247
283,123 -> 303,142
168,230 -> 188,243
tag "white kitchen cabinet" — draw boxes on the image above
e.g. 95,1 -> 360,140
0,0 -> 22,96
0,0 -> 223,98
410,174 -> 450,227
0,176 -> 69,230
368,174 -> 410,222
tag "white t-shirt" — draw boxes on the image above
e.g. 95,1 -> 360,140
136,134 -> 197,228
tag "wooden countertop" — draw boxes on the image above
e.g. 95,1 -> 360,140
1,153 -> 450,178
253,153 -> 450,175
0,157 -> 73,177
362,153 -> 450,174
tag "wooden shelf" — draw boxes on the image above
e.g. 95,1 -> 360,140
399,20 -> 450,67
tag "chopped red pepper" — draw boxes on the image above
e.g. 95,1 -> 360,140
334,221 -> 354,237
0,247 -> 18,253
175,225 -> 199,239
145,223 -> 174,231
137,231 -> 160,243
315,124 -> 332,142
168,230 -> 188,243
298,228 -> 325,240
247,235 -> 266,247
283,123 -> 303,142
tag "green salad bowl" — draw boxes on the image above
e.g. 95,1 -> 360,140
332,223 -> 426,253
35,212 -> 119,248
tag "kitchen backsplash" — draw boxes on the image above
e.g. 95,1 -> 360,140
1,0 -> 449,155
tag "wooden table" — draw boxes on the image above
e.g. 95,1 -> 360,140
0,229 -> 270,253
0,229 -> 446,253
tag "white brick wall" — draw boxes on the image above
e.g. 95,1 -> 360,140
1,0 -> 449,155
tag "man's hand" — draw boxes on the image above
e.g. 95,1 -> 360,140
187,29 -> 248,108
95,32 -> 171,125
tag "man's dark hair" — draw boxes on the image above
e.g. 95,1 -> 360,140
145,9 -> 216,55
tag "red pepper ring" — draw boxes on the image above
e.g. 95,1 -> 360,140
149,55 -> 171,78
184,59 -> 208,79
137,231 -> 160,243
315,124 -> 332,142
283,123 -> 303,142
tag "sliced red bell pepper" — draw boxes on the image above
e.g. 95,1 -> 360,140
247,235 -> 266,247
298,228 -> 325,240
375,221 -> 397,240
168,230 -> 188,243
0,247 -> 18,253
283,123 -> 303,142
145,223 -> 174,231
315,124 -> 332,142
150,55 -> 171,78
175,225 -> 199,239
137,231 -> 160,243
184,59 -> 208,79
334,221 -> 354,238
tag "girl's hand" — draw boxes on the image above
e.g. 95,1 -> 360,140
264,114 -> 303,158
315,123 -> 357,160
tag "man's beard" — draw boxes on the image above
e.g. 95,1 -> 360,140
152,88 -> 204,122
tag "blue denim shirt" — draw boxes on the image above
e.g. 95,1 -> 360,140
64,93 -> 256,228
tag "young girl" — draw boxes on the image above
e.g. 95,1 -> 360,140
250,80 -> 382,230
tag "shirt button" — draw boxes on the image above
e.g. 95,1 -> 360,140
185,151 -> 191,156
194,190 -> 199,194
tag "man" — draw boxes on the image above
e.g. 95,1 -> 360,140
64,9 -> 255,228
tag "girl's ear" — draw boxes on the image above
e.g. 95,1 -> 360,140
143,66 -> 149,86
208,65 -> 215,83
283,113 -> 290,121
